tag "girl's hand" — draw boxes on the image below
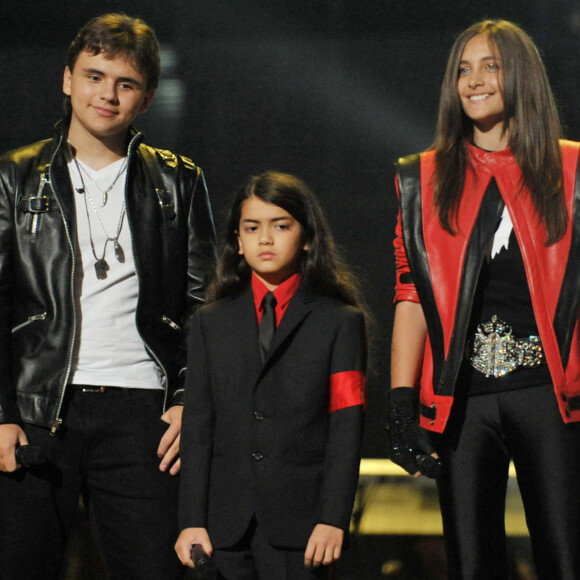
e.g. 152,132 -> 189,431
387,387 -> 442,479
174,527 -> 212,567
304,523 -> 344,568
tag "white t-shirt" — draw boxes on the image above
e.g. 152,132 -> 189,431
67,156 -> 162,389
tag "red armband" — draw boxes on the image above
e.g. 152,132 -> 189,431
329,370 -> 367,413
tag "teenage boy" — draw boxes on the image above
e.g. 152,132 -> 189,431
0,13 -> 216,580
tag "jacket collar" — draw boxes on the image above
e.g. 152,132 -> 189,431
465,141 -> 518,173
46,118 -> 146,231
52,117 -> 144,157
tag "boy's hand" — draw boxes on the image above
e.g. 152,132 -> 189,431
304,523 -> 344,568
158,405 -> 182,475
174,527 -> 212,568
0,424 -> 28,472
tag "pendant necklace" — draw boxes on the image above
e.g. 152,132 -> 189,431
74,158 -> 127,280
75,157 -> 128,206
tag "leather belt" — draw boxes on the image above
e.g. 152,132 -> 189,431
467,315 -> 545,378
70,385 -> 120,394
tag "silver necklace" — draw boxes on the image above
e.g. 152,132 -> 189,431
75,157 -> 128,206
73,158 -> 127,279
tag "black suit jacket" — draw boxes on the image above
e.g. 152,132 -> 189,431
179,283 -> 366,549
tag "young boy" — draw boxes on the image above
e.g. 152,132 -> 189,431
0,13 -> 216,579
175,172 -> 367,579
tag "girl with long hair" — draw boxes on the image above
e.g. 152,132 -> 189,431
388,20 -> 580,578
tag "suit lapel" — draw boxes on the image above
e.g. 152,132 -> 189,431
228,285 -> 263,373
259,284 -> 315,371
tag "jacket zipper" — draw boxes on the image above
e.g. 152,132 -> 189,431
161,315 -> 182,331
11,312 -> 47,334
48,133 -> 76,435
29,168 -> 50,235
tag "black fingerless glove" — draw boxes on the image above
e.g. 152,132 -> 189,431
387,387 -> 442,479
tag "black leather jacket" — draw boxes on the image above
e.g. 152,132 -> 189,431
0,119 -> 217,431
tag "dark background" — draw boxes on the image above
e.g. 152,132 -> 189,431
2,0 -> 579,457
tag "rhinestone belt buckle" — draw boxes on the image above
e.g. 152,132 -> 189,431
468,315 -> 544,378
470,315 -> 517,377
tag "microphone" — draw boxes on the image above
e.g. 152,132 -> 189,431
15,445 -> 47,468
191,544 -> 216,577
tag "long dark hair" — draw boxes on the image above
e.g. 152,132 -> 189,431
432,19 -> 566,244
206,171 -> 364,309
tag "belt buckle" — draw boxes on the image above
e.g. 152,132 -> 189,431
26,195 -> 52,213
80,385 -> 107,393
469,315 -> 518,378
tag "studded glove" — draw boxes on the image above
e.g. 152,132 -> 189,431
387,387 -> 442,479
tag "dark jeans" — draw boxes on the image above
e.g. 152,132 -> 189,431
435,384 -> 580,580
212,516 -> 332,580
0,387 -> 184,580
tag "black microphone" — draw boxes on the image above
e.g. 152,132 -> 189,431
416,453 -> 442,479
191,544 -> 216,577
15,445 -> 47,468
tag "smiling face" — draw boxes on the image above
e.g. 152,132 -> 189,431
457,34 -> 508,150
237,195 -> 307,290
63,50 -> 155,152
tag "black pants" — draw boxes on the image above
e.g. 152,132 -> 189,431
212,516 -> 332,580
0,388 -> 184,580
434,384 -> 580,580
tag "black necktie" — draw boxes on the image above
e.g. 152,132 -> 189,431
259,292 -> 277,362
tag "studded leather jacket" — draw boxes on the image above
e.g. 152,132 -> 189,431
0,119 -> 217,431
394,141 -> 580,433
